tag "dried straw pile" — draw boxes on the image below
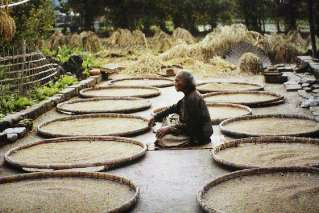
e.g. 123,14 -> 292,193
0,7 -> 16,42
67,33 -> 82,49
151,30 -> 175,53
107,28 -> 148,48
239,52 -> 263,74
82,31 -> 101,52
199,24 -> 258,59
256,31 -> 308,63
125,53 -> 164,75
172,27 -> 195,44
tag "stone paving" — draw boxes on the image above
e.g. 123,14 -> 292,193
0,73 -> 313,213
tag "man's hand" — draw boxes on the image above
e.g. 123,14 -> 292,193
148,117 -> 155,128
156,127 -> 171,138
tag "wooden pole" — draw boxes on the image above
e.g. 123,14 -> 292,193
308,0 -> 317,58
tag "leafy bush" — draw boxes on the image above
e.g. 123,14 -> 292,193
32,75 -> 77,101
0,75 -> 77,118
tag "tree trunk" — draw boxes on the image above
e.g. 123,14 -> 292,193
308,0 -> 317,57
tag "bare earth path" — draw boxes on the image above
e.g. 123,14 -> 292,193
0,74 -> 311,213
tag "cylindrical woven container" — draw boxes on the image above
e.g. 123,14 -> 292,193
197,81 -> 264,93
108,77 -> 174,88
212,136 -> 319,170
197,167 -> 319,213
37,113 -> 150,138
80,86 -> 161,98
203,91 -> 284,107
0,171 -> 139,213
5,136 -> 147,171
57,97 -> 151,114
220,114 -> 319,138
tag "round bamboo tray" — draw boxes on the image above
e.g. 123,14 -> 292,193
203,91 -> 284,107
212,136 -> 319,170
220,114 -> 319,138
152,103 -> 252,124
207,103 -> 252,124
197,167 -> 319,213
80,86 -> 161,98
0,171 -> 139,213
197,81 -> 264,93
37,114 -> 150,138
57,97 -> 151,114
5,136 -> 147,171
106,77 -> 174,88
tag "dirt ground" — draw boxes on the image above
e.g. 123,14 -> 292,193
0,73 -> 311,213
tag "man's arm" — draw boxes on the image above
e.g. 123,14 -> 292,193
154,102 -> 179,122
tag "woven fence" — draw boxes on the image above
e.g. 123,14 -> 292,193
0,45 -> 60,95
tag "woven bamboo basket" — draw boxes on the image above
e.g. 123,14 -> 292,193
203,91 -> 284,107
107,77 -> 174,88
5,136 -> 147,171
152,103 -> 252,124
80,86 -> 161,98
37,113 -> 150,138
212,136 -> 319,170
0,171 -> 139,213
57,97 -> 151,114
197,167 -> 319,213
220,114 -> 319,138
197,81 -> 264,93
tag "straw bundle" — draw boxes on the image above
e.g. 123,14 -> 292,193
239,52 -> 263,74
151,30 -> 175,53
172,27 -> 195,44
107,28 -> 133,47
256,32 -> 307,63
0,3 -> 16,42
67,33 -> 82,48
82,32 -> 101,52
49,32 -> 65,50
132,30 -> 148,47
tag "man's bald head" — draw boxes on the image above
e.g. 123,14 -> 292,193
175,70 -> 196,92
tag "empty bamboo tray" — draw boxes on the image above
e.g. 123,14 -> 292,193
0,172 -> 139,213
203,91 -> 284,107
220,114 -> 319,138
37,114 -> 150,138
198,167 -> 319,213
57,97 -> 151,114
212,136 -> 319,169
197,81 -> 264,93
5,136 -> 147,172
80,86 -> 161,98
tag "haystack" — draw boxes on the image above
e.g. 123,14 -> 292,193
82,32 -> 101,52
67,33 -> 82,49
107,28 -> 133,47
49,32 -> 65,50
132,30 -> 148,47
0,9 -> 16,42
172,27 -> 195,44
256,32 -> 307,63
151,31 -> 175,53
199,24 -> 257,59
239,52 -> 263,74
125,53 -> 163,75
